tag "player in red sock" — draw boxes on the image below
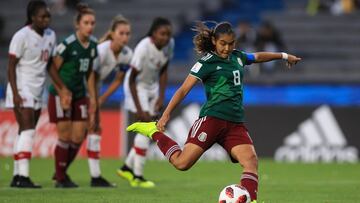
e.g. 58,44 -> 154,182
127,21 -> 301,202
48,3 -> 98,188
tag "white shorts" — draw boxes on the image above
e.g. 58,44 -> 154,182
5,87 -> 42,110
124,86 -> 159,116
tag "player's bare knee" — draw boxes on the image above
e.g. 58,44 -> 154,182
58,133 -> 71,142
71,135 -> 85,145
21,118 -> 36,130
172,160 -> 193,171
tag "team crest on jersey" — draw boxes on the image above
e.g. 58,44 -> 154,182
91,48 -> 95,57
237,57 -> 243,66
198,132 -> 207,142
191,62 -> 202,73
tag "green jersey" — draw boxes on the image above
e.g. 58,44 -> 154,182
49,34 -> 98,99
190,50 -> 253,123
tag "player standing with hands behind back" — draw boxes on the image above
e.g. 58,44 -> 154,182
117,17 -> 174,188
127,21 -> 301,202
6,0 -> 71,188
48,3 -> 98,188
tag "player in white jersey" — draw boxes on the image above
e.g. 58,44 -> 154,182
6,0 -> 71,188
117,17 -> 174,188
86,15 -> 133,187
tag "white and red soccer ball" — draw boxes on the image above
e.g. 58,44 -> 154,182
219,184 -> 251,203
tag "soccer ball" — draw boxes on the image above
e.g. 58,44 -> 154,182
218,184 -> 251,203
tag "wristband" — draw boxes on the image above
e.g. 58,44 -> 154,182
281,52 -> 288,60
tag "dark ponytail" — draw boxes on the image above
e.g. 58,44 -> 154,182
25,0 -> 47,25
192,21 -> 235,55
147,17 -> 171,37
75,3 -> 95,23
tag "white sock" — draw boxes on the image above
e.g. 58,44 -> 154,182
124,148 -> 135,169
17,129 -> 35,177
88,159 -> 100,178
13,134 -> 19,176
133,134 -> 150,177
87,134 -> 101,178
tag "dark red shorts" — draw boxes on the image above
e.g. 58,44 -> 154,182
48,94 -> 88,123
185,116 -> 253,162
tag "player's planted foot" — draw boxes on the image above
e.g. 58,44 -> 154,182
130,176 -> 155,188
17,176 -> 42,188
52,173 -> 70,181
117,165 -> 134,183
55,177 -> 79,188
10,175 -> 19,187
91,176 -> 115,187
126,122 -> 158,138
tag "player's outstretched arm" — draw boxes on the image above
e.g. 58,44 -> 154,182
157,74 -> 198,132
254,52 -> 301,68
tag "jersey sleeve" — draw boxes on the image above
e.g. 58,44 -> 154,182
130,42 -> 146,71
234,50 -> 255,65
189,61 -> 209,81
91,45 -> 98,60
92,46 -> 101,73
50,33 -> 57,57
55,41 -> 68,60
92,57 -> 100,73
9,31 -> 25,58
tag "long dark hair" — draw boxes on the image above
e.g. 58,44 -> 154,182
146,17 -> 171,37
75,3 -> 95,24
25,0 -> 47,25
192,21 -> 235,54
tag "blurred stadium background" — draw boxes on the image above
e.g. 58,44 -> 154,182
0,0 -> 360,202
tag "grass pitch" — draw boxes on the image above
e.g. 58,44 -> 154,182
0,158 -> 359,203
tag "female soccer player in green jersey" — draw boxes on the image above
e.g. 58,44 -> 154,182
127,21 -> 301,202
48,3 -> 98,188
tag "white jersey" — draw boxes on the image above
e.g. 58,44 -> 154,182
95,40 -> 133,81
124,37 -> 174,114
5,26 -> 56,109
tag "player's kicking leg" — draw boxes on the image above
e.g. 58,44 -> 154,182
126,122 -> 205,171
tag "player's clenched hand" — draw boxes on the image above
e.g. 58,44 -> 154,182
157,113 -> 170,132
136,111 -> 151,122
286,54 -> 301,68
98,96 -> 105,107
13,93 -> 23,109
59,87 -> 72,110
154,98 -> 163,113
